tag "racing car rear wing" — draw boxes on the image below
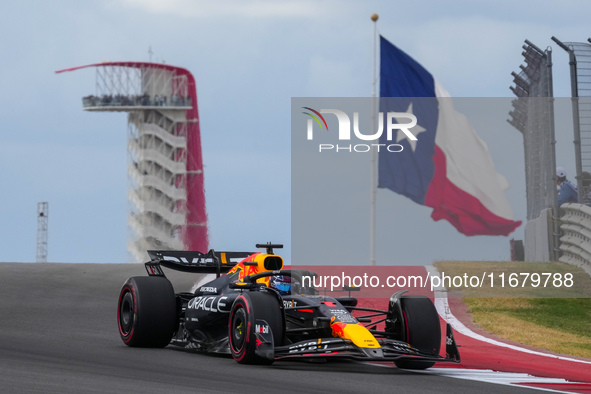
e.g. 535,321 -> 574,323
145,249 -> 254,278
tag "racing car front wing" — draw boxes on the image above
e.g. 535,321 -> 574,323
271,323 -> 461,363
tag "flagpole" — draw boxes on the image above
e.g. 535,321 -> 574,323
370,13 -> 378,266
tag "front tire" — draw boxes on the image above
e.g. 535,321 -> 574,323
117,276 -> 176,347
394,295 -> 441,370
229,292 -> 284,364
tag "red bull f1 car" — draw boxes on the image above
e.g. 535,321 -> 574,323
117,243 -> 460,368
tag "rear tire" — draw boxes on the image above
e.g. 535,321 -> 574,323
117,276 -> 176,347
394,295 -> 440,370
229,291 -> 284,365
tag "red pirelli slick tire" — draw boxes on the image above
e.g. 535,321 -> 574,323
118,276 -> 176,348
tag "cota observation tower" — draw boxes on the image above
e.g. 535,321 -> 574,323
57,62 -> 208,262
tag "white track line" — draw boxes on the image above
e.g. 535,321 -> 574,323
365,364 -> 573,393
425,265 -> 591,366
412,368 -> 577,393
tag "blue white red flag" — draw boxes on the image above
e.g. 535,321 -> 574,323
378,36 -> 521,236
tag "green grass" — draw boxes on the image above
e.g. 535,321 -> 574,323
463,298 -> 591,358
468,298 -> 591,337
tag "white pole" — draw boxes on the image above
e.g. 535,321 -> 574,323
370,14 -> 378,266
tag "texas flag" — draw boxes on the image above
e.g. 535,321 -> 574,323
378,36 -> 521,236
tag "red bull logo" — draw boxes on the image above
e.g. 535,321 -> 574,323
330,317 -> 381,349
330,317 -> 347,338
228,253 -> 277,286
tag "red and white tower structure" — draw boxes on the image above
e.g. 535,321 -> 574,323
57,62 -> 208,262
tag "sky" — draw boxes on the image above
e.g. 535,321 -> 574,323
0,0 -> 590,264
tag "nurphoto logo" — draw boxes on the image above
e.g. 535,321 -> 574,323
302,107 -> 418,153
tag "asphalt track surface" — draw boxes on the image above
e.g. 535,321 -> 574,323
0,263 -> 540,394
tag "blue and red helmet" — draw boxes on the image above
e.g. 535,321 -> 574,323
269,275 -> 291,295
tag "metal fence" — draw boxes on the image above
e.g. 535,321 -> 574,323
552,39 -> 591,202
509,40 -> 557,222
509,40 -> 558,261
564,42 -> 591,200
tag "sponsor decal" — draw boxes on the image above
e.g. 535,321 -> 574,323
330,308 -> 357,324
283,300 -> 298,308
256,324 -> 269,334
389,343 -> 415,353
288,341 -> 329,354
389,294 -> 399,308
199,286 -> 217,293
330,308 -> 347,314
187,296 -> 229,313
163,255 -> 209,265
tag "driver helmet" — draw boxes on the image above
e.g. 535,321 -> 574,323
269,275 -> 291,295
